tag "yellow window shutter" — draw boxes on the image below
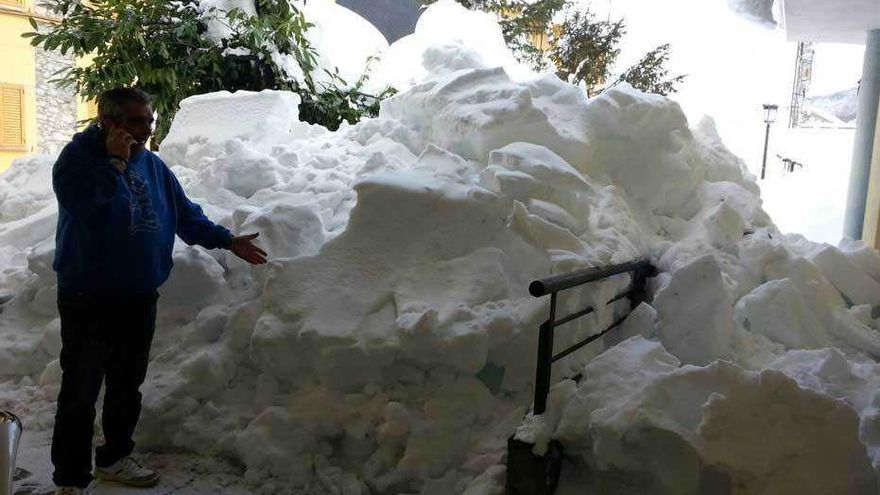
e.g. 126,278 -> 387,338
0,84 -> 25,150
87,98 -> 98,119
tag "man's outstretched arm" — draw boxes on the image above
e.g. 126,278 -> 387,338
163,163 -> 267,264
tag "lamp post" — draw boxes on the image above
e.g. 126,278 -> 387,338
760,104 -> 778,180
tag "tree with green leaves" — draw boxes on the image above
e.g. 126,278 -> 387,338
547,6 -> 624,96
549,6 -> 685,97
611,43 -> 685,97
495,0 -> 566,71
24,0 -> 391,143
420,0 -> 685,97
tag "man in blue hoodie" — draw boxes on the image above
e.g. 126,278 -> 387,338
50,87 -> 268,495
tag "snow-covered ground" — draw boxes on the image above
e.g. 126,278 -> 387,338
14,430 -> 259,495
761,127 -> 854,243
2,1 -> 880,494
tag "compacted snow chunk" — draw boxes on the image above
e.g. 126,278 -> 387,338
655,254 -> 737,365
546,338 -> 878,495
3,3 -> 880,492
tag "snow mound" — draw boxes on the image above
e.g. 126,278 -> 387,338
301,0 -> 389,88
542,337 -> 877,494
3,20 -> 880,495
369,0 -> 532,92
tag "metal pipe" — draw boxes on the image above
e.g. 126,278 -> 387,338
532,294 -> 557,415
549,287 -> 638,329
551,305 -> 594,328
760,122 -> 771,180
0,412 -> 22,495
532,323 -> 552,415
529,259 -> 651,297
529,261 -> 656,415
551,314 -> 629,363
844,29 -> 880,239
627,266 -> 655,308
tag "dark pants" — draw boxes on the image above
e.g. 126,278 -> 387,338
51,290 -> 158,488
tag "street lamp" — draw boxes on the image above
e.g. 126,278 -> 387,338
760,104 -> 778,180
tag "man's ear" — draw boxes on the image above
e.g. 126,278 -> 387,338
100,117 -> 115,129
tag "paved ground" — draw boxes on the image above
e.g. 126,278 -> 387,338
13,431 -> 255,495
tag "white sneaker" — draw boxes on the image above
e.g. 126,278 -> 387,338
55,487 -> 83,495
94,456 -> 160,487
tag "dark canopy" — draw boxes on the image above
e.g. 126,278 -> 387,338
338,0 -> 422,43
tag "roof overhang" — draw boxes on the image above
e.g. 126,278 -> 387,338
781,0 -> 880,44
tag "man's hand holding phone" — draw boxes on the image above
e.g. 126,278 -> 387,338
106,124 -> 135,162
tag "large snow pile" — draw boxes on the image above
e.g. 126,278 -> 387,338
3,2 -> 880,494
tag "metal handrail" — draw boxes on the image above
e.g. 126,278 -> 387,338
528,259 -> 653,297
530,259 -> 655,415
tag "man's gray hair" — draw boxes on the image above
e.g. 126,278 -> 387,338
97,87 -> 152,121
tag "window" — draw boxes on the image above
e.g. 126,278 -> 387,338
0,0 -> 25,8
0,84 -> 26,151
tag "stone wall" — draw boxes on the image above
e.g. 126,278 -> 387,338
34,39 -> 78,155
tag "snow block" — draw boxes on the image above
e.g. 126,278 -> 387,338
810,244 -> 880,307
735,278 -> 832,349
553,338 -> 877,495
840,238 -> 880,284
655,254 -> 737,365
160,90 -> 303,167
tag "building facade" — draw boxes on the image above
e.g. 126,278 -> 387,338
0,0 -> 93,172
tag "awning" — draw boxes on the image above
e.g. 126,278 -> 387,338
781,0 -> 880,44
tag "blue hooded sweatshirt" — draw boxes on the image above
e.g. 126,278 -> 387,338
52,124 -> 233,295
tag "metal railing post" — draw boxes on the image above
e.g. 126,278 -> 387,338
627,265 -> 654,309
511,259 -> 655,495
533,293 -> 557,415
533,323 -> 552,415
